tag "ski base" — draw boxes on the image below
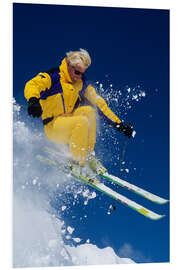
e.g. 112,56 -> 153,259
101,172 -> 168,204
43,146 -> 168,205
36,153 -> 165,220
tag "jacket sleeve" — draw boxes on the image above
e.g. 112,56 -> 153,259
84,85 -> 121,124
24,72 -> 52,101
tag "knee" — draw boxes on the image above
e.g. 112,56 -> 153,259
85,106 -> 96,114
83,106 -> 96,120
77,116 -> 89,128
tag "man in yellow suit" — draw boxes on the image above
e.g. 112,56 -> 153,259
25,49 -> 133,169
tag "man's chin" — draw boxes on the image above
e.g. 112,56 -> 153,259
72,77 -> 80,82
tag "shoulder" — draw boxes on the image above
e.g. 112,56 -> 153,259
44,67 -> 60,84
45,67 -> 60,75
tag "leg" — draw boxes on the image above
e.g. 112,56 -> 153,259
44,115 -> 89,165
73,106 -> 96,153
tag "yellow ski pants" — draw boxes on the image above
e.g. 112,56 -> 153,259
44,106 -> 96,165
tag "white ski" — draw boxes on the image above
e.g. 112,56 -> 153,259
43,146 -> 168,204
101,172 -> 168,204
36,154 -> 165,220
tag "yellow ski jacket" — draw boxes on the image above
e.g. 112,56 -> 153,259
24,58 -> 121,124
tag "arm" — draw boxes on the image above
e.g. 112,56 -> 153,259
24,72 -> 51,101
24,72 -> 52,117
84,85 -> 121,124
84,85 -> 134,138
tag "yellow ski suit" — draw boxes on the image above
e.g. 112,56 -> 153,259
24,58 -> 121,165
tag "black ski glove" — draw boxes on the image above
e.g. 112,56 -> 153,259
28,97 -> 42,118
115,122 -> 133,138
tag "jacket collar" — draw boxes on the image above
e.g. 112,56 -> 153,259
59,58 -> 73,83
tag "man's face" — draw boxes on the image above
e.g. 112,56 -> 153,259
68,63 -> 85,82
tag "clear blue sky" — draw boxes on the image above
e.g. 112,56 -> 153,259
13,3 -> 169,263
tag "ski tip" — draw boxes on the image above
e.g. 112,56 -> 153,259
157,214 -> 166,220
154,198 -> 169,205
159,199 -> 169,205
138,208 -> 166,220
151,214 -> 166,221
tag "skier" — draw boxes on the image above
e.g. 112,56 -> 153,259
24,49 -> 133,171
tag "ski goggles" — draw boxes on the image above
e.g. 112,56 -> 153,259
72,66 -> 85,76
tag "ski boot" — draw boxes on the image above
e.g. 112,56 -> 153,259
87,152 -> 107,175
67,159 -> 80,174
68,159 -> 99,185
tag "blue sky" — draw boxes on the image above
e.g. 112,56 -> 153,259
13,3 -> 169,263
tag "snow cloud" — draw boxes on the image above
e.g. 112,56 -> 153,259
13,100 -> 135,267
